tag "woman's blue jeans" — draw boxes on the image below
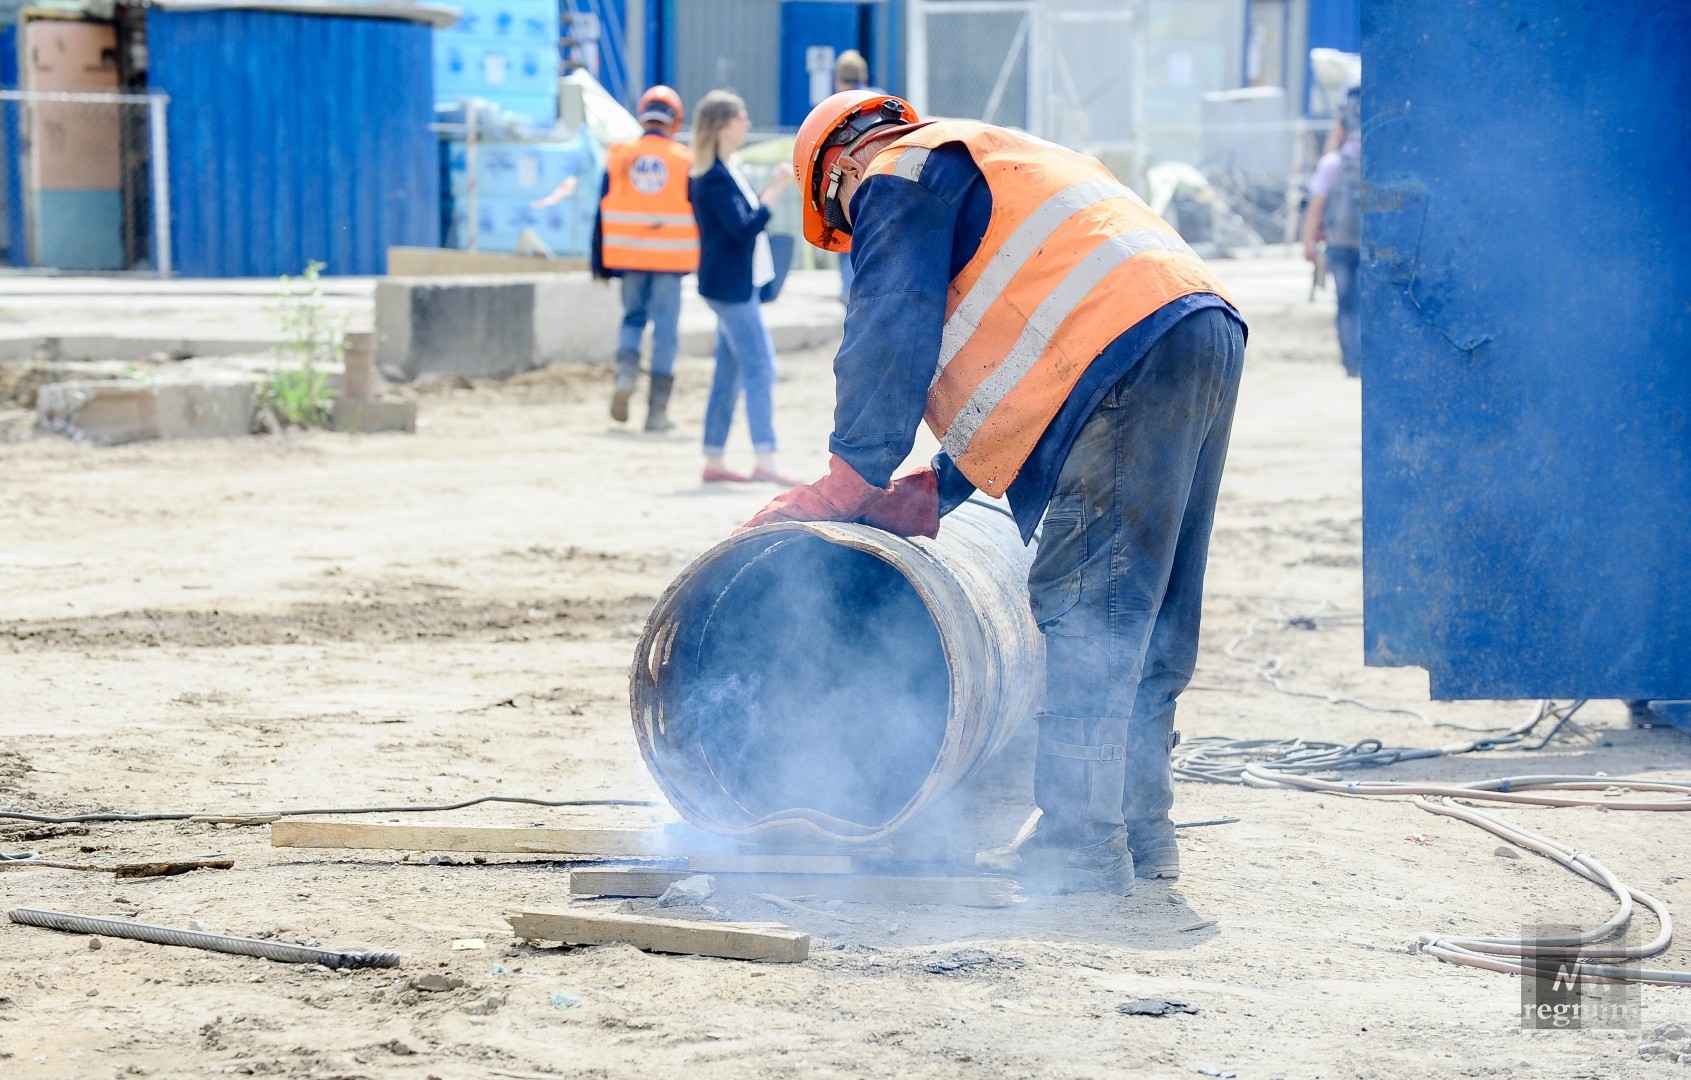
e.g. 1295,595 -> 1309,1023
702,297 -> 779,455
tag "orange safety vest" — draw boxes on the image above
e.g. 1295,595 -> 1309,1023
600,133 -> 699,273
863,121 -> 1234,496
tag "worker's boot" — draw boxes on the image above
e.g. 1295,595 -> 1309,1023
644,373 -> 676,433
1124,721 -> 1181,880
975,712 -> 1135,895
610,348 -> 640,423
976,809 -> 1134,895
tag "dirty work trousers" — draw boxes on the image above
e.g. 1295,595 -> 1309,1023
1027,306 -> 1245,839
701,297 -> 779,456
618,271 -> 683,377
1326,245 -> 1361,378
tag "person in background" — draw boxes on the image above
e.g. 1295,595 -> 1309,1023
744,91 -> 1246,893
688,90 -> 797,485
1303,86 -> 1361,377
591,85 -> 697,432
832,50 -> 873,303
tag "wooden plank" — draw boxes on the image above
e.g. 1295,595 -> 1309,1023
506,909 -> 809,963
386,246 -> 588,277
686,853 -> 852,875
569,867 -> 1023,908
113,856 -> 234,879
271,821 -> 668,856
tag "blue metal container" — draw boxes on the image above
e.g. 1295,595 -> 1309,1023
1361,1 -> 1691,699
146,3 -> 447,277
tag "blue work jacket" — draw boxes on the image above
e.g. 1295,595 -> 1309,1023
835,143 -> 1245,542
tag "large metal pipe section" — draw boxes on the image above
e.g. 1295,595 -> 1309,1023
631,501 -> 1043,844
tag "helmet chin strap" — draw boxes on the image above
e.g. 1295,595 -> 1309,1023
820,125 -> 912,240
823,163 -> 851,234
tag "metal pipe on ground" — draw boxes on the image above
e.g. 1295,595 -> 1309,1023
631,501 -> 1043,845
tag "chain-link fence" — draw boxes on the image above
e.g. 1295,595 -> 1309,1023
0,90 -> 171,274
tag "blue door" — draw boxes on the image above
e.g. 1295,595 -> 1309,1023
779,1 -> 870,128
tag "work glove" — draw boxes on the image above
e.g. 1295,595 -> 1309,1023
858,467 -> 940,539
738,454 -> 886,532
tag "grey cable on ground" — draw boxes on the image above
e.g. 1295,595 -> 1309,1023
1240,769 -> 1691,985
6,907 -> 402,969
1173,700 -> 1591,785
0,793 -> 659,826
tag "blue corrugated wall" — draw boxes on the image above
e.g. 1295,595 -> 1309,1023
1361,0 -> 1691,699
0,24 -> 23,267
146,8 -> 439,277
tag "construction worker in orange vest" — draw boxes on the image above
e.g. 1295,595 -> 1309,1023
744,92 -> 1248,895
591,85 -> 700,432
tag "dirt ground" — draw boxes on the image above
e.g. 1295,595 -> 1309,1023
2,261 -> 1688,1079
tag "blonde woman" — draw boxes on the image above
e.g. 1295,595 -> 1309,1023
688,90 -> 794,484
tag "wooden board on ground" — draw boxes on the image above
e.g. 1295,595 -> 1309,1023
114,856 -> 234,878
271,821 -> 668,856
507,909 -> 810,963
270,821 -> 856,871
570,867 -> 1023,908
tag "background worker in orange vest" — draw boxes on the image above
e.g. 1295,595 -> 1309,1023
744,92 -> 1248,895
591,85 -> 700,432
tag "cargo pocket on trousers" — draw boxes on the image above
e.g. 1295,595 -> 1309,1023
1028,493 -> 1086,629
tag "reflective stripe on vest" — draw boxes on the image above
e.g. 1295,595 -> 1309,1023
863,121 -> 1234,496
601,135 -> 699,273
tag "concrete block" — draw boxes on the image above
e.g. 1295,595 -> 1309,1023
35,376 -> 257,446
376,273 -> 620,382
36,380 -> 158,446
153,378 -> 258,440
330,397 -> 417,434
531,275 -> 623,366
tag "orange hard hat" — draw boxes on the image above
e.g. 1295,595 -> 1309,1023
636,85 -> 684,134
793,89 -> 919,252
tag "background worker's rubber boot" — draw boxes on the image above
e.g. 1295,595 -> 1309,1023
644,374 -> 676,433
610,349 -> 640,423
976,809 -> 1136,895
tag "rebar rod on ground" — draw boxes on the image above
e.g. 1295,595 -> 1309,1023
6,907 -> 401,969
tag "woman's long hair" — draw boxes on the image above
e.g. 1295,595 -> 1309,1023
690,90 -> 746,178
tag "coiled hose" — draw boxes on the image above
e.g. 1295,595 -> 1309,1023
6,907 -> 401,970
1243,769 -> 1691,985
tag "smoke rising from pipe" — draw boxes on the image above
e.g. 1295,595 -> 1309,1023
665,535 -> 952,831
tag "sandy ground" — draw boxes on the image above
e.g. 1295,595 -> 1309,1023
2,261 -> 1689,1079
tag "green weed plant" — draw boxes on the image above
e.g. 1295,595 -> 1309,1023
261,261 -> 346,429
